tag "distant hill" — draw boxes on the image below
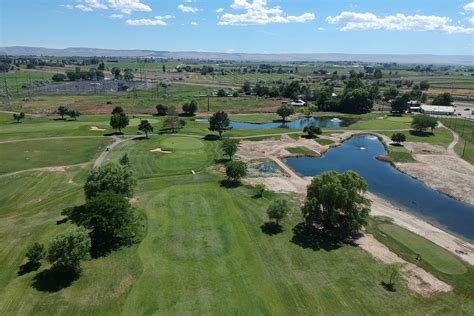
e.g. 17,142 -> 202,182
1,46 -> 473,65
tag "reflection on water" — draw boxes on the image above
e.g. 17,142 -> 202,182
285,135 -> 474,242
195,117 -> 355,129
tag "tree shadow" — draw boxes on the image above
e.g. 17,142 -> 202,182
32,268 -> 79,292
18,261 -> 41,276
178,113 -> 195,117
380,281 -> 396,292
409,130 -> 433,137
389,143 -> 403,147
203,134 -> 220,141
260,222 -> 283,235
214,158 -> 230,164
103,131 -> 123,136
219,179 -> 240,188
290,223 -> 343,251
53,118 -> 67,121
301,134 -> 317,139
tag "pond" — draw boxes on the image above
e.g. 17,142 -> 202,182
196,117 -> 355,129
285,135 -> 474,242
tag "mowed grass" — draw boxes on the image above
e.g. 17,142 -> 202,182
286,146 -> 318,156
380,127 -> 454,148
367,219 -> 474,297
440,118 -> 474,164
0,137 -> 111,174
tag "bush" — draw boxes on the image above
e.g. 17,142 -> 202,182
26,242 -> 45,264
391,133 -> 406,144
52,73 -> 67,82
267,199 -> 289,225
225,161 -> 247,182
255,183 -> 266,197
303,124 -> 322,138
411,114 -> 437,133
156,104 -> 168,116
47,229 -> 91,274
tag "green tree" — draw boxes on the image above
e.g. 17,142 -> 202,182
217,89 -> 227,97
391,133 -> 406,145
267,199 -> 289,226
255,183 -> 266,198
123,69 -> 134,81
303,124 -> 322,138
52,73 -> 67,82
182,100 -> 198,115
13,112 -> 25,123
138,119 -> 153,138
84,163 -> 136,199
411,114 -> 437,133
432,93 -> 453,106
47,229 -> 91,274
419,81 -> 430,90
221,138 -> 240,160
68,109 -> 81,121
110,112 -> 129,133
225,161 -> 247,182
57,105 -> 68,119
340,89 -> 373,113
156,104 -> 168,116
302,171 -> 371,237
68,191 -> 141,250
276,104 -> 295,122
384,264 -> 401,292
25,242 -> 45,265
162,64 -> 166,72
390,93 -> 409,115
111,67 -> 121,80
242,81 -> 252,95
162,106 -> 185,133
111,106 -> 124,114
209,111 -> 231,139
383,86 -> 399,101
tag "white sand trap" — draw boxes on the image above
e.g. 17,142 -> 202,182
150,148 -> 172,154
90,126 -> 106,131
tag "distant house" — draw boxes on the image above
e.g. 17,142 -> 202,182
420,104 -> 455,115
291,99 -> 306,106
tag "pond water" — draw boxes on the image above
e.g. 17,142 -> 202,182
285,135 -> 474,242
247,160 -> 283,177
196,117 -> 355,129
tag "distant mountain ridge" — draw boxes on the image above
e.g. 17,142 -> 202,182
1,46 -> 473,65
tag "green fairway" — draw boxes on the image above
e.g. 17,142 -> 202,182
286,146 -> 318,156
0,137 -> 111,174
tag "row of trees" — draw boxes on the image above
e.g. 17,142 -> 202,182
24,158 -> 142,279
57,105 -> 81,120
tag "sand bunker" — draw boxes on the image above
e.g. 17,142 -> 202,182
90,126 -> 106,131
150,148 -> 172,154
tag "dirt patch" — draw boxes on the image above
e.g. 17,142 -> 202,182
150,148 -> 172,154
90,126 -> 107,131
357,234 -> 452,297
43,166 -> 66,172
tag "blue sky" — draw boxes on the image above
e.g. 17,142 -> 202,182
1,0 -> 474,55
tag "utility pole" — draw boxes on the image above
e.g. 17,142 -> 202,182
207,93 -> 210,112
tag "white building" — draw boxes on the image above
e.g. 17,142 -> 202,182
291,99 -> 306,106
420,104 -> 455,116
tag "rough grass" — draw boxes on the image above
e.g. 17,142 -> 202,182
440,118 -> 474,164
0,137 -> 111,174
315,138 -> 335,145
385,144 -> 416,163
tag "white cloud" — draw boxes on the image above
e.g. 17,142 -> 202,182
178,4 -> 199,13
110,14 -> 124,19
326,11 -> 474,34
85,0 -> 107,10
126,15 -> 173,26
317,27 -> 325,31
75,4 -> 93,12
470,16 -> 474,24
108,0 -> 152,14
190,21 -> 198,25
218,0 -> 315,26
464,2 -> 474,11
216,8 -> 224,13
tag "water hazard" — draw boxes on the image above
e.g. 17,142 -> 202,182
285,135 -> 474,242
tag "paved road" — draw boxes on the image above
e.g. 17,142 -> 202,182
93,136 -> 126,167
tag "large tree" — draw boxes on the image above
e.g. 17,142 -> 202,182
340,89 -> 373,113
138,119 -> 153,138
302,171 -> 371,237
84,163 -> 136,199
182,100 -> 198,116
391,133 -> 406,145
209,111 -> 231,139
46,229 -> 91,274
276,104 -> 295,122
68,191 -> 141,250
411,114 -> 437,133
221,138 -> 240,160
432,93 -> 453,106
390,93 -> 409,115
68,109 -> 81,121
13,112 -> 25,123
162,106 -> 185,133
225,161 -> 247,182
110,112 -> 129,133
156,104 -> 168,116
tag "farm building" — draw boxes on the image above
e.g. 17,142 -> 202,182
420,104 -> 455,115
